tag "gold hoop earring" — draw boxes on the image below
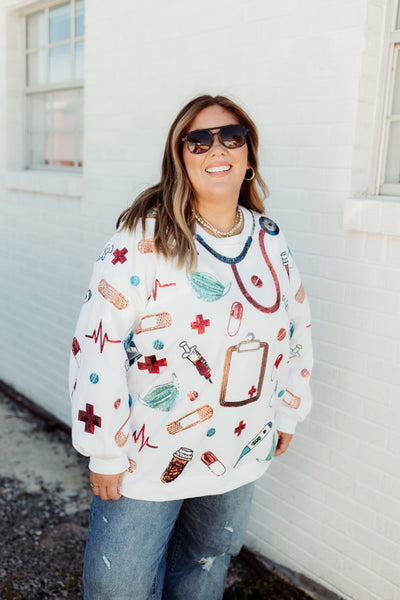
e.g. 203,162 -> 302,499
244,167 -> 255,181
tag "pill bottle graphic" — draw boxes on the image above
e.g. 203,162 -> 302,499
161,447 -> 193,483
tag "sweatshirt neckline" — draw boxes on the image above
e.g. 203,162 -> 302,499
195,209 -> 255,264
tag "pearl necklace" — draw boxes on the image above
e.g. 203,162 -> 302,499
193,207 -> 243,238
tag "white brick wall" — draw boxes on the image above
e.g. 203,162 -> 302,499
1,0 -> 399,598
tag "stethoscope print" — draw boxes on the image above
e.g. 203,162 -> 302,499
231,229 -> 281,314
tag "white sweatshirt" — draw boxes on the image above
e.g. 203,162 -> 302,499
69,208 -> 313,501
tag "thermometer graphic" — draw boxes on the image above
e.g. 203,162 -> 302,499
234,421 -> 273,467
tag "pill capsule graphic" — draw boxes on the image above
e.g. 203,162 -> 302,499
271,354 -> 283,380
277,328 -> 286,341
201,452 -> 226,476
227,301 -> 243,336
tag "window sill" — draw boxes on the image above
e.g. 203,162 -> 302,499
6,170 -> 83,199
343,197 -> 400,236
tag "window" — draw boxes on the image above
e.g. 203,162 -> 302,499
25,0 -> 84,170
378,1 -> 400,195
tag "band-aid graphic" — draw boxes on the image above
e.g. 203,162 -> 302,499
71,337 -> 81,366
201,452 -> 226,476
137,238 -> 154,254
136,312 -> 172,334
166,404 -> 213,435
227,301 -> 243,337
295,283 -> 305,303
219,334 -> 268,407
114,416 -> 130,447
98,279 -> 129,310
279,389 -> 301,409
161,447 -> 193,483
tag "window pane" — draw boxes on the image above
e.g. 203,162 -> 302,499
49,44 -> 71,82
26,51 -> 46,86
384,121 -> 400,184
52,92 -> 77,130
76,0 -> 85,36
53,132 -> 75,166
49,3 -> 71,44
29,94 -> 49,131
392,48 -> 400,114
26,12 -> 46,49
30,132 -> 50,165
75,40 -> 84,79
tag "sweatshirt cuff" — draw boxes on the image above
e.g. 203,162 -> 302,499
89,455 -> 130,475
274,412 -> 298,434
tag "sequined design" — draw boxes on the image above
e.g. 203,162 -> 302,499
78,403 -> 102,434
256,433 -> 277,462
138,373 -> 179,412
136,312 -> 172,334
114,416 -> 130,447
166,404 -> 213,435
259,216 -> 279,235
98,279 -> 129,310
231,229 -> 281,314
161,447 -> 193,483
137,239 -> 154,254
188,272 -> 231,302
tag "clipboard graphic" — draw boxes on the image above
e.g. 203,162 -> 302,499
219,333 -> 268,407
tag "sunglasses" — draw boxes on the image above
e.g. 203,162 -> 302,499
182,124 -> 248,154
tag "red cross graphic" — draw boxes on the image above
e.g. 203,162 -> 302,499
138,355 -> 167,374
248,385 -> 257,398
112,247 -> 128,264
78,403 -> 102,434
234,420 -> 246,436
190,314 -> 210,334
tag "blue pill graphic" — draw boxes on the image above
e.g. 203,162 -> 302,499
130,275 -> 140,286
206,428 -> 216,437
90,373 -> 99,384
153,339 -> 164,350
128,394 -> 133,407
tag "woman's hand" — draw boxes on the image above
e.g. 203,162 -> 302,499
89,471 -> 125,501
274,431 -> 293,456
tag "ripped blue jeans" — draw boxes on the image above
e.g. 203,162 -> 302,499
83,482 -> 254,600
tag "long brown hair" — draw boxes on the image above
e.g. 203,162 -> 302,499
117,95 -> 268,270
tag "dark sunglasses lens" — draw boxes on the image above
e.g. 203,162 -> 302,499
186,130 -> 213,154
220,125 -> 247,148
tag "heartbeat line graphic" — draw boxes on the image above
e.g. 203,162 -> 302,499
85,320 -> 121,353
148,279 -> 176,301
132,424 -> 159,452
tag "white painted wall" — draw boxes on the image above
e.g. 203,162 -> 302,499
1,1 -> 399,599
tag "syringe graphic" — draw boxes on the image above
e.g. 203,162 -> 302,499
234,421 -> 273,468
179,341 -> 213,383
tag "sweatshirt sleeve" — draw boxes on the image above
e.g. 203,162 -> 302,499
68,228 -> 153,474
274,247 -> 313,434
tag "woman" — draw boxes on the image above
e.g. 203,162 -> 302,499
69,94 -> 313,600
